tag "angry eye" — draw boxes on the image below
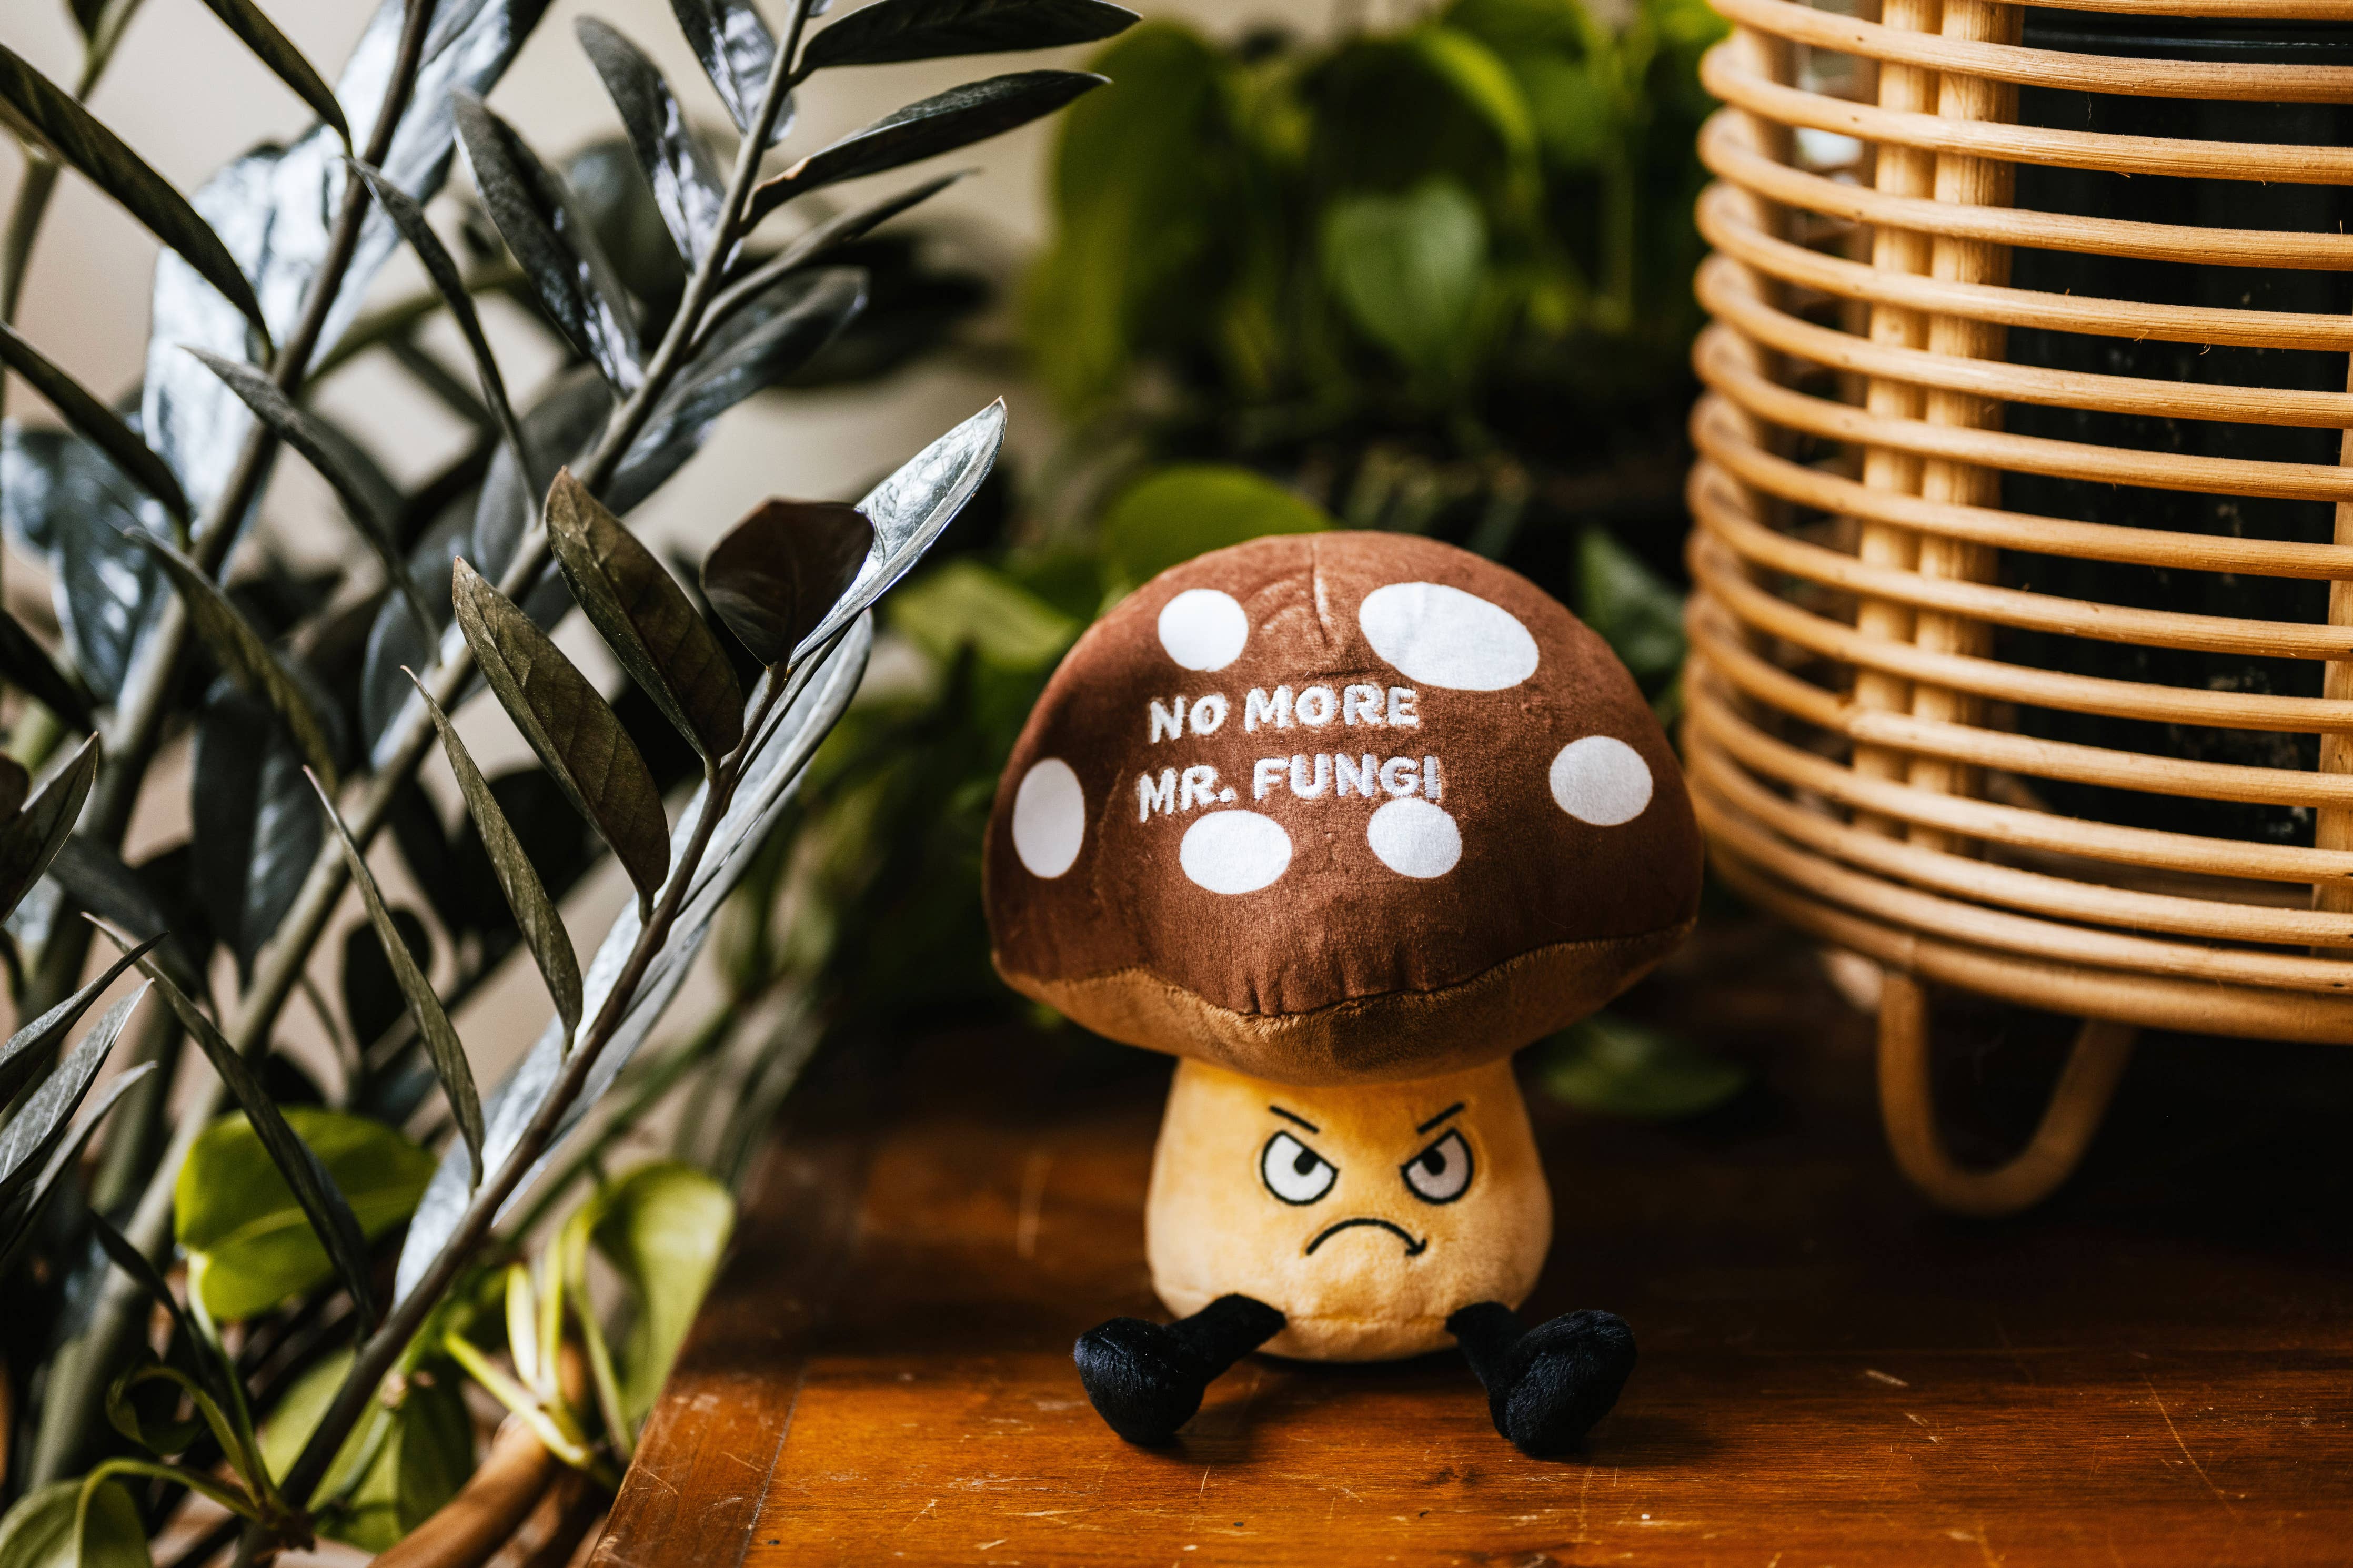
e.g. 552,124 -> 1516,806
1261,1131 -> 1338,1205
1401,1130 -> 1473,1204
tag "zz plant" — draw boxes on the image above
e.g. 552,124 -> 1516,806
0,0 -> 1132,1561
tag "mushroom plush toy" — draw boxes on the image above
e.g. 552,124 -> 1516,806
983,532 -> 1701,1455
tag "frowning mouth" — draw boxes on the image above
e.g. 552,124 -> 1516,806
1304,1217 -> 1428,1257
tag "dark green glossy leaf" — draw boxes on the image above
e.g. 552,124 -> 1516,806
453,91 -> 642,392
2,426 -> 169,703
803,0 -> 1135,72
106,932 -> 379,1326
0,1060 -> 156,1277
615,268 -> 867,504
341,906 -> 430,1049
192,683 -> 323,977
407,674 -> 581,1041
667,0 -> 786,144
703,169 -> 967,336
128,533 -> 340,791
182,347 -> 431,641
347,159 -> 532,490
549,471 -> 743,763
0,734 -> 99,923
0,983 -> 147,1214
44,837 -> 206,993
194,0 -> 351,149
701,499 -> 872,669
1320,176 -> 1485,383
174,1104 -> 432,1322
799,398 -> 1004,660
0,42 -> 269,343
307,771 -> 484,1184
749,70 -> 1103,222
385,782 -> 463,936
0,323 -> 190,527
0,936 -> 159,1110
0,605 -> 94,732
577,18 -> 727,264
586,1161 -> 734,1424
451,558 -> 671,909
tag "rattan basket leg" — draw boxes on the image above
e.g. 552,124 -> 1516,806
1875,970 -> 2137,1217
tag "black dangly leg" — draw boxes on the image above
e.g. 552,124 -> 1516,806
1447,1301 -> 1636,1458
1073,1294 -> 1285,1445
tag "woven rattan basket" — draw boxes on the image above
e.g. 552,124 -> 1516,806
1686,0 -> 2353,1213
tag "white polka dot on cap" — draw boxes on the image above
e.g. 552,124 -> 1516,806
1366,797 -> 1461,878
1356,581 -> 1539,691
1157,588 -> 1250,671
1010,758 -> 1087,877
1549,736 -> 1653,826
1179,811 -> 1292,894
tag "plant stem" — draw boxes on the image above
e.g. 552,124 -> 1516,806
272,7 -> 812,1517
25,0 -> 443,1486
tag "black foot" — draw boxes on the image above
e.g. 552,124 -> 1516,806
1448,1302 -> 1636,1458
1073,1294 -> 1284,1445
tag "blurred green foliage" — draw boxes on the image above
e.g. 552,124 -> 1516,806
1023,0 -> 1725,489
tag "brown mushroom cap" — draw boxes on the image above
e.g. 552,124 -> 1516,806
983,531 -> 1701,1085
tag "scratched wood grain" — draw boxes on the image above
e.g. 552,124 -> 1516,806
593,928 -> 2353,1567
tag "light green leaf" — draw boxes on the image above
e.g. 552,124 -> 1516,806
547,471 -> 743,764
175,1106 -> 434,1322
406,673 -> 582,1044
1409,26 -> 1538,166
1099,463 -> 1329,590
451,558 -> 670,912
307,773 -> 483,1185
1577,526 -> 1685,688
1321,176 -> 1487,385
588,1162 -> 735,1424
258,1350 -> 471,1547
886,560 -> 1078,673
1537,1012 -> 1746,1121
0,1478 -> 149,1568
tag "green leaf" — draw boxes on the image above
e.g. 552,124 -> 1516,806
451,558 -> 671,912
802,0 -> 1137,72
1537,1013 -> 1747,1121
0,1478 -> 149,1568
1098,463 -> 1330,589
749,70 -> 1106,222
44,837 -> 205,993
0,1043 -> 153,1274
181,348 -> 431,641
0,607 -> 94,732
703,170 -> 969,337
0,44 -> 267,346
1410,25 -> 1539,167
192,0 -> 350,150
886,560 -> 1077,673
453,92 -> 643,393
306,773 -> 484,1187
175,1106 -> 433,1323
1577,526 -> 1686,690
587,1162 -> 735,1424
577,18 -> 727,265
547,471 -> 743,766
667,0 -> 786,145
0,323 -> 190,528
0,933 -> 154,1109
112,942 -> 378,1324
699,499 -> 872,669
0,734 -> 98,923
258,1349 -> 470,1545
126,535 -> 339,791
0,984 -> 146,1213
341,905 -> 431,1049
347,160 -> 532,493
1321,177 -> 1487,384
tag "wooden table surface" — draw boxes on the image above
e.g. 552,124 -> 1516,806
589,927 -> 2353,1567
